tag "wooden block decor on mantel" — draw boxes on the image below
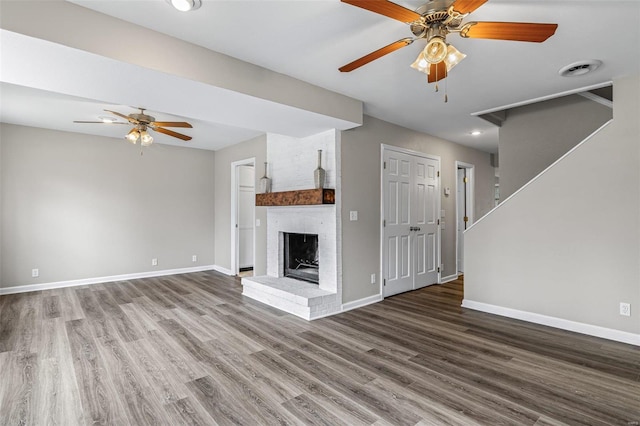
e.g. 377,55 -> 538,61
256,188 -> 335,206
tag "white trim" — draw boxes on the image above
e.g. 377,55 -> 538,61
211,264 -> 234,276
379,145 -> 386,298
342,293 -> 383,313
230,157 -> 256,276
471,81 -> 613,117
454,161 -> 474,275
439,274 -> 458,284
462,299 -> 640,347
467,120 -> 612,232
309,310 -> 341,321
0,265 -> 217,295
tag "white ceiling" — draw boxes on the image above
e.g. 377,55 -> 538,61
2,0 -> 640,153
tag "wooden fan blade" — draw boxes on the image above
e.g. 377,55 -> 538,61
340,38 -> 413,72
451,0 -> 487,14
460,22 -> 558,42
152,121 -> 193,128
427,61 -> 447,83
153,126 -> 192,141
73,121 -> 129,124
104,109 -> 137,123
341,0 -> 421,23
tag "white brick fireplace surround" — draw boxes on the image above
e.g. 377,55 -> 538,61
242,130 -> 343,320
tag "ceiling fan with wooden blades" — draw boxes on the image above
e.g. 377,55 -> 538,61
339,0 -> 558,84
74,108 -> 193,146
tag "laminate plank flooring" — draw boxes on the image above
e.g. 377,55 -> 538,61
1,273 -> 639,425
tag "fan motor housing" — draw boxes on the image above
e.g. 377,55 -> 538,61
130,113 -> 155,124
411,0 -> 463,38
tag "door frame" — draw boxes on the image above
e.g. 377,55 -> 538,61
380,144 -> 442,297
230,157 -> 255,276
455,161 -> 475,274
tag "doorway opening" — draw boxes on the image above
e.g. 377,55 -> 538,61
231,158 -> 255,277
455,161 -> 474,274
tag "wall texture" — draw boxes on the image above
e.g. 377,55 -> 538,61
213,134 -> 267,275
464,75 -> 639,338
0,124 -> 215,289
340,115 -> 494,304
499,94 -> 612,199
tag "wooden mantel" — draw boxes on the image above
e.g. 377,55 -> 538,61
256,188 -> 335,206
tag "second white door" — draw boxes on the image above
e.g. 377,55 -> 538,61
383,148 -> 440,297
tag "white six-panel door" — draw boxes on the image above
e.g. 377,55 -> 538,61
383,147 -> 440,297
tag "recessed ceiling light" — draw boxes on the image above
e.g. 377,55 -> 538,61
167,0 -> 201,12
470,130 -> 482,136
558,60 -> 602,77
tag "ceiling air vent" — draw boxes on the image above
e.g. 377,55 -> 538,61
559,60 -> 602,77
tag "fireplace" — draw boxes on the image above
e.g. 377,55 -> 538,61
283,233 -> 319,284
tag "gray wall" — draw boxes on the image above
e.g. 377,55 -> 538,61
0,124 -> 215,289
465,74 -> 639,335
499,94 -> 612,199
213,135 -> 267,275
340,115 -> 495,303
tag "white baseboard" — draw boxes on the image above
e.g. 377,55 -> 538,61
0,265 -> 217,295
440,274 -> 459,284
342,293 -> 383,313
462,299 -> 640,347
211,265 -> 234,276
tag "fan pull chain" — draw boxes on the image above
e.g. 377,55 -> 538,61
444,75 -> 448,103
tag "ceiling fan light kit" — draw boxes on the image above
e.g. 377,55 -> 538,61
125,128 -> 140,144
340,0 -> 558,97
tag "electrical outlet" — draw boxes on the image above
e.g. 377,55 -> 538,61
620,302 -> 631,317
256,219 -> 261,227
151,258 -> 158,266
350,211 -> 358,221
192,255 -> 197,262
31,268 -> 39,278
370,273 -> 376,284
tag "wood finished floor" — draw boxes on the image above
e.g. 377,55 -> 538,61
0,272 -> 639,425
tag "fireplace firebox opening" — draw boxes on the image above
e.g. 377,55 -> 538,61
283,233 -> 319,284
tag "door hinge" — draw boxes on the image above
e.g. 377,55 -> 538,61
383,279 -> 386,286
464,216 -> 469,222
383,219 -> 386,227
437,219 -> 440,225
437,171 -> 440,177
384,161 -> 387,169
437,267 -> 440,273
463,177 -> 469,183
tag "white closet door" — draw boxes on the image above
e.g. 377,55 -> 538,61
383,148 -> 440,297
